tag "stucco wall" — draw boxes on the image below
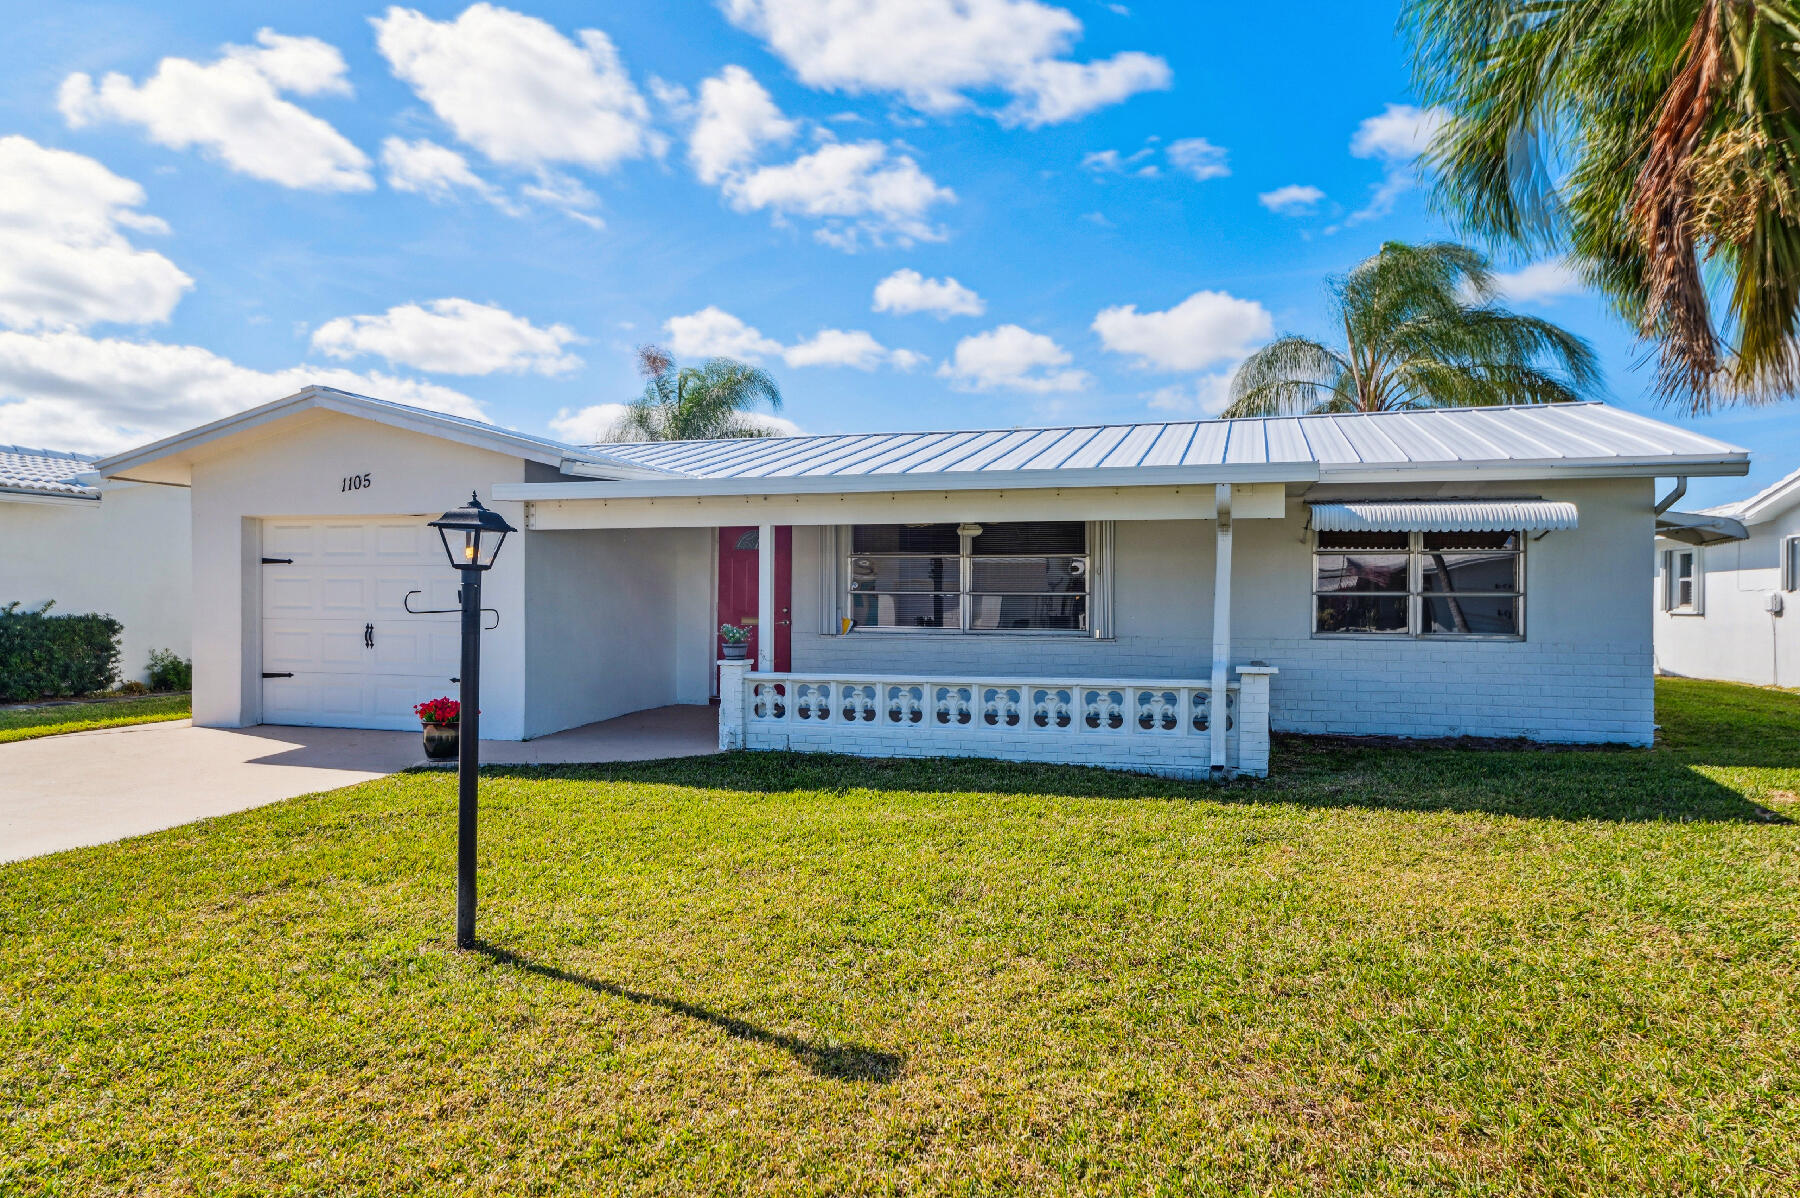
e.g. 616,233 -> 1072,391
1654,504 -> 1800,687
521,526 -> 713,738
789,476 -> 1656,744
2,483 -> 192,683
187,411 -> 532,739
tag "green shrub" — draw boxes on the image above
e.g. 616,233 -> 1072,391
145,648 -> 192,692
0,601 -> 122,701
117,680 -> 152,696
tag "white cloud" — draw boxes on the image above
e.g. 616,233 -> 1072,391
1167,137 -> 1228,181
0,136 -> 193,332
1340,103 -> 1448,227
1081,147 -> 1158,178
1092,290 -> 1273,371
58,30 -> 372,192
663,306 -> 784,361
722,140 -> 954,249
1490,260 -> 1585,304
549,401 -> 800,443
872,268 -> 984,318
1259,183 -> 1325,215
311,298 -> 581,376
1351,103 -> 1448,161
720,0 -> 1169,126
373,3 -> 657,172
0,330 -> 484,455
938,323 -> 1089,394
381,137 -> 511,208
1146,374 -> 1234,417
663,306 -> 922,370
688,65 -> 797,184
782,327 -> 918,370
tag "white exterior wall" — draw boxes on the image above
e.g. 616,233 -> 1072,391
521,526 -> 713,738
187,412 -> 532,739
789,476 -> 1656,744
1,483 -> 192,683
1654,505 -> 1800,687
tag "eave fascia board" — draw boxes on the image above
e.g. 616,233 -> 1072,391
0,487 -> 100,506
1316,453 -> 1750,485
494,461 -> 1321,502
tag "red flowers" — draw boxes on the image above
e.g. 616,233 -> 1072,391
415,696 -> 460,726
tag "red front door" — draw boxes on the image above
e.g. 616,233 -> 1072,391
717,526 -> 791,675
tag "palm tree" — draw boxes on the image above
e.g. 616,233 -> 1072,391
605,345 -> 784,441
1223,241 -> 1601,418
1405,0 -> 1800,412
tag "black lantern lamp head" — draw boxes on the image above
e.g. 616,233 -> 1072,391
430,492 -> 516,571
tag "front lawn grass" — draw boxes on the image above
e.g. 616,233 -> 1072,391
0,692 -> 189,743
2,677 -> 1798,1195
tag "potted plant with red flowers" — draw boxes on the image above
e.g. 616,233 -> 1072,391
415,696 -> 460,760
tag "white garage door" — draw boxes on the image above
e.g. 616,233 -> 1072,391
260,518 -> 464,730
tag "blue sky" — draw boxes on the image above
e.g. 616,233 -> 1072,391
0,0 -> 1790,504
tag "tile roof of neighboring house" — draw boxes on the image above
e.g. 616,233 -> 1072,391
1700,463 -> 1800,524
0,445 -> 99,499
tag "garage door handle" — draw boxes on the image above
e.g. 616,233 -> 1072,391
364,623 -> 374,648
261,557 -> 293,564
262,672 -> 293,679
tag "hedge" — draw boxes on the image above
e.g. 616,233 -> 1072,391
0,602 -> 122,701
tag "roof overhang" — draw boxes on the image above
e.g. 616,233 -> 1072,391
1311,499 -> 1578,533
1656,509 -> 1750,545
0,487 -> 99,506
90,385 -> 655,486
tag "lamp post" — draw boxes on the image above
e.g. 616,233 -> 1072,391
428,492 -> 515,949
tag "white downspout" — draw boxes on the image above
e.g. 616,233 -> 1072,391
1210,483 -> 1232,776
757,521 -> 775,671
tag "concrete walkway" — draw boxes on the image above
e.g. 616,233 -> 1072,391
1,705 -> 718,863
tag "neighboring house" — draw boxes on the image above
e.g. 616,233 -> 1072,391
1,445 -> 192,685
1654,465 -> 1800,687
93,387 -> 1747,778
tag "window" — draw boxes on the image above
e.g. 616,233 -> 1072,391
1314,530 -> 1523,638
1662,547 -> 1702,613
847,522 -> 1089,633
1785,537 -> 1800,593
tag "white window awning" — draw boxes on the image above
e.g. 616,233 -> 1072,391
1310,500 -> 1579,533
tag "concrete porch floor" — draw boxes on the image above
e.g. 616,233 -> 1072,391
473,703 -> 719,766
2,704 -> 718,863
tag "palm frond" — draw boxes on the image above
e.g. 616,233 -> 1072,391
1223,336 -> 1348,417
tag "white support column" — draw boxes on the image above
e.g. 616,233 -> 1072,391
756,521 -> 775,671
1210,483 -> 1232,775
718,659 -> 751,749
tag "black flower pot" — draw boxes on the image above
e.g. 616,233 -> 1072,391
422,722 -> 459,760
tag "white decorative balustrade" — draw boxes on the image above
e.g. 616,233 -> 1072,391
717,663 -> 1276,779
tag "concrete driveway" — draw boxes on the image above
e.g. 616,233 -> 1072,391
1,721 -> 421,863
1,705 -> 719,863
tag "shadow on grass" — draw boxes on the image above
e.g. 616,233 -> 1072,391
475,737 -> 1790,825
474,943 -> 904,1084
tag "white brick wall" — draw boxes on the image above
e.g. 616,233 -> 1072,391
784,477 -> 1657,747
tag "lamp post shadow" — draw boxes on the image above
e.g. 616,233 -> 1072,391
473,943 -> 905,1084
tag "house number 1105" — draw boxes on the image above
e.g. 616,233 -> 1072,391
341,472 -> 371,492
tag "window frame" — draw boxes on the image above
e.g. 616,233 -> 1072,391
1311,529 -> 1527,641
1662,546 -> 1704,615
842,521 -> 1105,637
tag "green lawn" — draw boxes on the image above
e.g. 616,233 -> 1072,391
0,692 -> 190,743
2,677 -> 1798,1195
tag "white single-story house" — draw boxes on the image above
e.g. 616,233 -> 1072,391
2,445 -> 192,684
1654,464 -> 1800,687
92,386 -> 1747,778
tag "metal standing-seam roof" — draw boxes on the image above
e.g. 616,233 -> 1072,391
0,445 -> 99,499
569,402 -> 1745,485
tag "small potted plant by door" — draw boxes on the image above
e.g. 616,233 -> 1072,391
719,623 -> 750,660
415,696 -> 460,760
